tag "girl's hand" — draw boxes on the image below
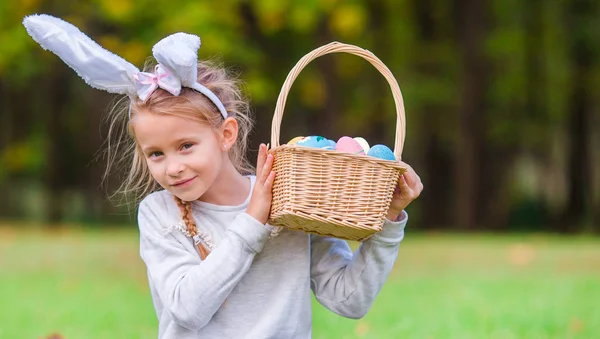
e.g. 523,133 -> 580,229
387,161 -> 423,221
247,143 -> 276,225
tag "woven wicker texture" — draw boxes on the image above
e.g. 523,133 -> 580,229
268,42 -> 407,241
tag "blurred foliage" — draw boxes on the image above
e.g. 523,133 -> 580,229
0,0 -> 598,231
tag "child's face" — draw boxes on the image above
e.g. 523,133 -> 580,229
133,112 -> 225,201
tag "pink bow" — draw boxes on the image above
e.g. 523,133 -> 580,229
133,64 -> 181,101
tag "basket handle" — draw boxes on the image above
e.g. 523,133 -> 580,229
270,41 -> 406,159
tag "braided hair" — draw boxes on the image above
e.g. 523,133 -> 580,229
174,196 -> 210,259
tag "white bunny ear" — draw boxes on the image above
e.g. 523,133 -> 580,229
152,33 -> 200,87
23,14 -> 140,95
152,33 -> 228,119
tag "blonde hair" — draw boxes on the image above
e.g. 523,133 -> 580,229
102,59 -> 255,259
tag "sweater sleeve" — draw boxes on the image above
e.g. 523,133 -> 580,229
138,196 -> 272,331
309,211 -> 408,319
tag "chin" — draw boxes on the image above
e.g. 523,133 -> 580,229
162,186 -> 203,202
176,191 -> 203,202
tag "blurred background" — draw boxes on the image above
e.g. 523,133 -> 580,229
0,0 -> 599,338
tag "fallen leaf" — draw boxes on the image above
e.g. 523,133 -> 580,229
507,243 -> 535,266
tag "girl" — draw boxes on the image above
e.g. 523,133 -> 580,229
24,14 -> 423,339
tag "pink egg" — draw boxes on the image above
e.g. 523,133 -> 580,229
335,136 -> 365,154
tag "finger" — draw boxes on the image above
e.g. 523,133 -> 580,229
264,170 -> 276,192
394,175 -> 409,198
403,167 -> 419,189
261,153 -> 273,182
397,161 -> 414,185
398,172 -> 408,188
256,144 -> 266,177
416,175 -> 424,193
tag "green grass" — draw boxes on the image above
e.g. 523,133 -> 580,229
0,227 -> 598,338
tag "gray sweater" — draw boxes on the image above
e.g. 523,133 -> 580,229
138,176 -> 408,339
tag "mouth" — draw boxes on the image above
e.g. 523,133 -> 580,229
172,176 -> 197,187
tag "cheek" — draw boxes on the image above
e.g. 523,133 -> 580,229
194,144 -> 220,166
191,152 -> 222,177
145,161 -> 164,182
191,155 -> 211,171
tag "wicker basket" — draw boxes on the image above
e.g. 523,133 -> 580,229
267,42 -> 407,241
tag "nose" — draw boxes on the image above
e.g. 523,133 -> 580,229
166,158 -> 185,177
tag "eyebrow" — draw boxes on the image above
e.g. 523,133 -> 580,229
140,137 -> 198,153
140,146 -> 157,153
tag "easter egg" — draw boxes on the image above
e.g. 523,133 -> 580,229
325,139 -> 337,150
335,136 -> 365,154
367,144 -> 396,161
287,136 -> 304,145
354,137 -> 370,154
297,136 -> 319,147
297,136 -> 332,149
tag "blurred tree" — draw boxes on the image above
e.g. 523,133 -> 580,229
453,0 -> 489,230
560,0 -> 598,232
43,67 -> 71,224
411,0 -> 456,229
0,0 -> 598,231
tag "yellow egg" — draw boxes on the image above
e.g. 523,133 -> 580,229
287,136 -> 305,145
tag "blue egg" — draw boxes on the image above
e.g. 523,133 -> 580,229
367,144 -> 396,161
296,136 -> 320,147
297,136 -> 333,149
323,139 -> 337,150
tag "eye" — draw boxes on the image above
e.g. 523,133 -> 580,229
148,151 -> 163,159
181,143 -> 194,150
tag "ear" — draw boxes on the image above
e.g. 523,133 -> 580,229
220,117 -> 239,151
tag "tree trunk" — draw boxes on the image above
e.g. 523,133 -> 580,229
560,0 -> 596,232
454,0 -> 489,229
413,0 -> 455,229
0,81 -> 13,218
1,77 -> 38,219
79,90 -> 109,222
477,148 -> 516,230
519,0 -> 549,230
44,69 -> 71,225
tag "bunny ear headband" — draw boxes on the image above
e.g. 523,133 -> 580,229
22,14 -> 228,119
